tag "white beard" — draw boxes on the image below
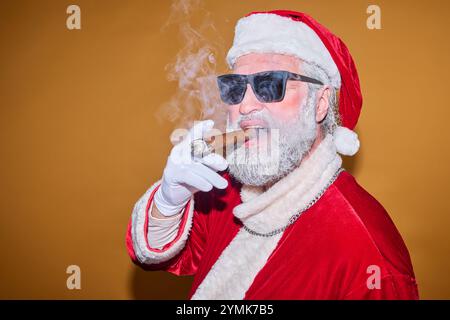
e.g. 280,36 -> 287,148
226,97 -> 317,187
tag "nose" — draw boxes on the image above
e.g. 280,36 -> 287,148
239,84 -> 264,115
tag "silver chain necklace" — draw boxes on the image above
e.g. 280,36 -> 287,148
242,168 -> 345,238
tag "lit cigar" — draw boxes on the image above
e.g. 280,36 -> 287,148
191,130 -> 250,158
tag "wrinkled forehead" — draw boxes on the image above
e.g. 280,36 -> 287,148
232,53 -> 303,75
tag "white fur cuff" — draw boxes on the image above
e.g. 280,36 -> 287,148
131,180 -> 195,265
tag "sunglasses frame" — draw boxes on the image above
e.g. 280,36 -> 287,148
217,70 -> 324,105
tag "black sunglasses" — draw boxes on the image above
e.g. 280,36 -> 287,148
217,70 -> 324,105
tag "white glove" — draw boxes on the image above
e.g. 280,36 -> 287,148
153,120 -> 229,217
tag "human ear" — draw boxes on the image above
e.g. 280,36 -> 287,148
316,86 -> 331,123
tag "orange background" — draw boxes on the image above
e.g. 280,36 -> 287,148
0,0 -> 449,299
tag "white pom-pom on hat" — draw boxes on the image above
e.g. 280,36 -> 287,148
333,126 -> 360,156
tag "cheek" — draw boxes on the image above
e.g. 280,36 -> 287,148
267,88 -> 308,122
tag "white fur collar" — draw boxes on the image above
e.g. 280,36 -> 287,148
233,134 -> 342,234
192,134 -> 342,299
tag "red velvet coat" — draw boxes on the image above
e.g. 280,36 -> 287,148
126,168 -> 418,299
126,9 -> 415,299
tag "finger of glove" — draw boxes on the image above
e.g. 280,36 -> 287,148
169,142 -> 195,166
190,162 -> 228,189
168,120 -> 215,170
199,153 -> 228,172
179,170 -> 213,193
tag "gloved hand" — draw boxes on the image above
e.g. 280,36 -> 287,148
153,120 -> 229,217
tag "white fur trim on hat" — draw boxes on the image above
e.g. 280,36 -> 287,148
333,126 -> 360,156
227,13 -> 341,88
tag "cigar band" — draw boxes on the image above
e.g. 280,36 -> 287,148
190,138 -> 213,158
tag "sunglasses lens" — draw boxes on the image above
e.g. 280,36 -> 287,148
253,72 -> 285,103
218,75 -> 246,105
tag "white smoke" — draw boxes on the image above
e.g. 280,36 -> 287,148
157,0 -> 228,130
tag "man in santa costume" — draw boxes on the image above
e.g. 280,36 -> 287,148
126,10 -> 419,299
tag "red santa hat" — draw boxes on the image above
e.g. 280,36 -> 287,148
226,10 -> 362,156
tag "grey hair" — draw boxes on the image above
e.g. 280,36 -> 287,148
301,61 -> 341,135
